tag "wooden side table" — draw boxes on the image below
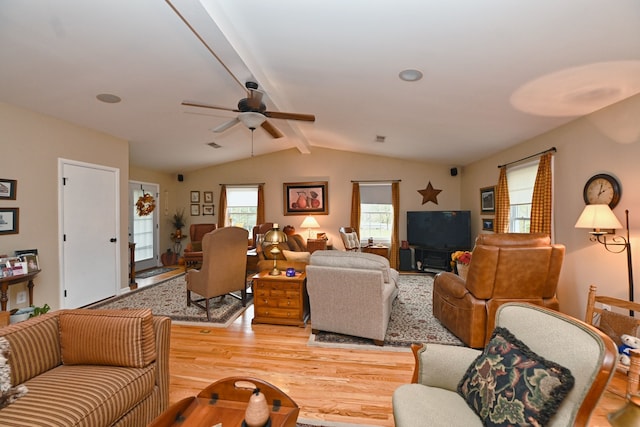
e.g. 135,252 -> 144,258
252,271 -> 309,327
149,376 -> 299,427
362,245 -> 389,259
306,238 -> 327,254
1,270 -> 39,312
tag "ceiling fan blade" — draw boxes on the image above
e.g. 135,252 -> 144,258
182,101 -> 239,113
264,111 -> 315,122
261,120 -> 284,139
246,89 -> 264,109
212,117 -> 240,133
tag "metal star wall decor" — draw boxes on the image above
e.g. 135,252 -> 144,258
418,181 -> 442,205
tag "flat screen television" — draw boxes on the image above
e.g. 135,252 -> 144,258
407,210 -> 471,250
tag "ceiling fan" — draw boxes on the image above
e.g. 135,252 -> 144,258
182,82 -> 315,139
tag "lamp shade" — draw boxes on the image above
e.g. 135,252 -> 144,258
264,223 -> 287,244
300,216 -> 320,229
238,111 -> 266,129
574,204 -> 623,231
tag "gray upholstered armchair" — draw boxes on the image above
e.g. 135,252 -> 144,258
306,250 -> 399,345
185,226 -> 249,320
393,303 -> 617,427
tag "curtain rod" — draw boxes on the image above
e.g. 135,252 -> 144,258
351,179 -> 402,183
219,183 -> 265,186
498,147 -> 556,169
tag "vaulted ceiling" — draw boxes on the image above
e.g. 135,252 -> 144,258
1,1 -> 639,173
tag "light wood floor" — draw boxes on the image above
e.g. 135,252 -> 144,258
140,266 -> 627,426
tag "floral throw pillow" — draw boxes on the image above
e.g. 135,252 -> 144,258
457,327 -> 575,426
0,337 -> 28,409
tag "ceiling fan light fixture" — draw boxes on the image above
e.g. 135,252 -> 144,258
399,69 -> 423,82
238,111 -> 266,129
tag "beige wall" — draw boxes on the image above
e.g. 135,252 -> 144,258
0,102 -> 129,311
461,93 -> 640,318
6,90 -> 640,320
170,147 -> 461,250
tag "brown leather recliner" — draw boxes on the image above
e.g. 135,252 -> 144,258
432,233 -> 565,348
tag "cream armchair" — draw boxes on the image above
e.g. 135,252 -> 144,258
306,250 -> 399,345
393,303 -> 617,427
186,226 -> 249,320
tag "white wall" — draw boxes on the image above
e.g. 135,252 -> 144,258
0,102 -> 129,311
461,93 -> 640,318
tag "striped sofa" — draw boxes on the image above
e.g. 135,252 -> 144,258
0,308 -> 171,426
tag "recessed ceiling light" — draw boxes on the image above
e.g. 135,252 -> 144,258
96,93 -> 121,103
399,69 -> 423,82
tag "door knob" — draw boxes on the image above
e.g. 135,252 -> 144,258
110,238 -> 117,242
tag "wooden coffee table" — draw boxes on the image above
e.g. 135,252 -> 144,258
149,377 -> 299,427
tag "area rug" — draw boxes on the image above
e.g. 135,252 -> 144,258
308,274 -> 463,350
136,266 -> 177,279
89,274 -> 252,327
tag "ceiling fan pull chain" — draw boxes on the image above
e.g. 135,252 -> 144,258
251,128 -> 255,157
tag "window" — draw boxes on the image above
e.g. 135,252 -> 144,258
359,183 -> 393,244
506,160 -> 539,233
225,186 -> 258,231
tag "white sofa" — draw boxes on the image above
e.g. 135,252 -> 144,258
306,250 -> 399,345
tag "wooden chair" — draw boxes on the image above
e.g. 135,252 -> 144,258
585,284 -> 640,397
339,226 -> 360,251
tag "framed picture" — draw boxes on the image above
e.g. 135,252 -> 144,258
202,205 -> 214,215
21,254 -> 40,272
203,191 -> 214,203
190,191 -> 200,203
482,218 -> 495,231
190,204 -> 200,216
480,186 -> 495,214
283,181 -> 329,216
0,208 -> 19,235
15,248 -> 38,257
0,179 -> 16,200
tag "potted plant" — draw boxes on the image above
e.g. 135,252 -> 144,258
451,250 -> 472,280
171,208 -> 186,239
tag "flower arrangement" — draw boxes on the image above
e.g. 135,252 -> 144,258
171,208 -> 186,230
451,250 -> 472,265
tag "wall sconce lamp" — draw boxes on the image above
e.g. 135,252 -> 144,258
575,204 -> 634,314
264,223 -> 288,276
300,215 -> 320,239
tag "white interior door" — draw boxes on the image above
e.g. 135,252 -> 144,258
129,181 -> 159,271
60,160 -> 119,307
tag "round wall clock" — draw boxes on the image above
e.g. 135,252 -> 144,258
582,173 -> 621,208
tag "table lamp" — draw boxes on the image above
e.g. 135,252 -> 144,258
300,215 -> 320,239
264,223 -> 288,276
